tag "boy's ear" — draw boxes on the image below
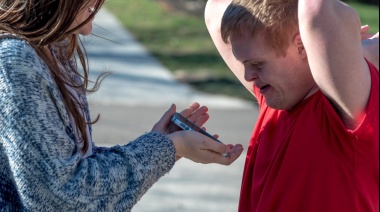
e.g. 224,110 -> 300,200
293,34 -> 307,59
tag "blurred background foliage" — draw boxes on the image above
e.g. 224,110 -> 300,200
104,0 -> 379,101
342,0 -> 379,6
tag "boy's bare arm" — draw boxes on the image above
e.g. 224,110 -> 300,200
298,0 -> 371,126
204,0 -> 254,96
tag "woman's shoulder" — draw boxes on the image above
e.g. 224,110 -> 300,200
0,35 -> 58,92
0,35 -> 37,61
0,35 -> 51,75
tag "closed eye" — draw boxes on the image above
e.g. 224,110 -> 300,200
250,62 -> 263,69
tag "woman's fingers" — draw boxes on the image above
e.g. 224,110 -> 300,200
222,144 -> 244,165
179,102 -> 201,118
200,143 -> 244,165
170,131 -> 243,165
167,102 -> 210,134
201,137 -> 231,154
179,102 -> 209,126
152,103 -> 176,133
199,137 -> 244,165
192,112 -> 209,127
213,134 -> 219,139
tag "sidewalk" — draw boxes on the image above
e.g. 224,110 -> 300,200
84,8 -> 258,212
83,9 -> 255,109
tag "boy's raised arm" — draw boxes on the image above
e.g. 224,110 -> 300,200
205,0 -> 254,96
298,0 -> 371,127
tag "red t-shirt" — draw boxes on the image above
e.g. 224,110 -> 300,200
239,62 -> 379,212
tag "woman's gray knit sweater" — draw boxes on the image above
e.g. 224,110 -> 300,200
0,36 -> 176,211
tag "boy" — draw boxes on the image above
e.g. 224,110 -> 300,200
205,0 -> 379,211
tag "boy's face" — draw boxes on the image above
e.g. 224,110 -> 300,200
231,33 -> 318,110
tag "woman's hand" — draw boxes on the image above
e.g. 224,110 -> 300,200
151,103 -> 177,134
151,103 -> 244,165
152,102 -> 210,134
168,130 -> 244,165
167,102 -> 210,134
152,102 -> 212,161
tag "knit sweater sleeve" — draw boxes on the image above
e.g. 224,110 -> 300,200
0,38 -> 176,211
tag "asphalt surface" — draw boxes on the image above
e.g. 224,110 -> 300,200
84,9 -> 259,212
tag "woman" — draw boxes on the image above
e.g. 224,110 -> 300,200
0,0 -> 243,211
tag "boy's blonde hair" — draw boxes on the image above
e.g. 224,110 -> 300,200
221,0 -> 299,56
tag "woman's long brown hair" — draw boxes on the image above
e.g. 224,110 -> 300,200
0,0 -> 107,153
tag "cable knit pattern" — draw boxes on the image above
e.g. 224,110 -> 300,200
0,36 -> 176,211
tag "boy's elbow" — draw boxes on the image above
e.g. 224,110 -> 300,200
204,1 -> 214,28
205,0 -> 231,28
299,0 -> 360,30
298,0 -> 329,30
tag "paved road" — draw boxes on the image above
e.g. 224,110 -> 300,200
84,9 -> 259,212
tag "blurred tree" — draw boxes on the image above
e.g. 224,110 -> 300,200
157,0 -> 207,17
158,0 -> 378,15
342,0 -> 379,6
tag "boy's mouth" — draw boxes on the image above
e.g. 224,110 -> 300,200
260,85 -> 269,91
260,85 -> 270,93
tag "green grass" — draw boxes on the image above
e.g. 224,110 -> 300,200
348,1 -> 379,32
104,0 -> 379,101
104,0 -> 253,101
